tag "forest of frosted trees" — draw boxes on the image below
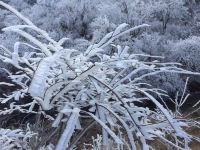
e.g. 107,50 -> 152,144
0,0 -> 199,149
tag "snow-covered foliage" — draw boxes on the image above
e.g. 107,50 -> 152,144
171,36 -> 200,72
145,0 -> 189,33
0,127 -> 35,150
0,1 -> 199,150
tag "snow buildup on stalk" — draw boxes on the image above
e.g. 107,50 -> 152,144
28,56 -> 54,98
12,42 -> 20,65
55,108 -> 80,150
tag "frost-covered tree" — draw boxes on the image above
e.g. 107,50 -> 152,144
144,0 -> 190,33
97,0 -> 147,26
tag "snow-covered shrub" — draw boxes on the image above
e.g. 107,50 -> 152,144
0,1 -> 199,149
171,36 -> 200,72
0,127 -> 35,150
90,16 -> 116,43
98,0 -> 148,26
169,36 -> 200,87
1,0 -> 99,41
165,24 -> 192,39
132,32 -> 170,57
30,0 -> 98,39
145,72 -> 185,97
